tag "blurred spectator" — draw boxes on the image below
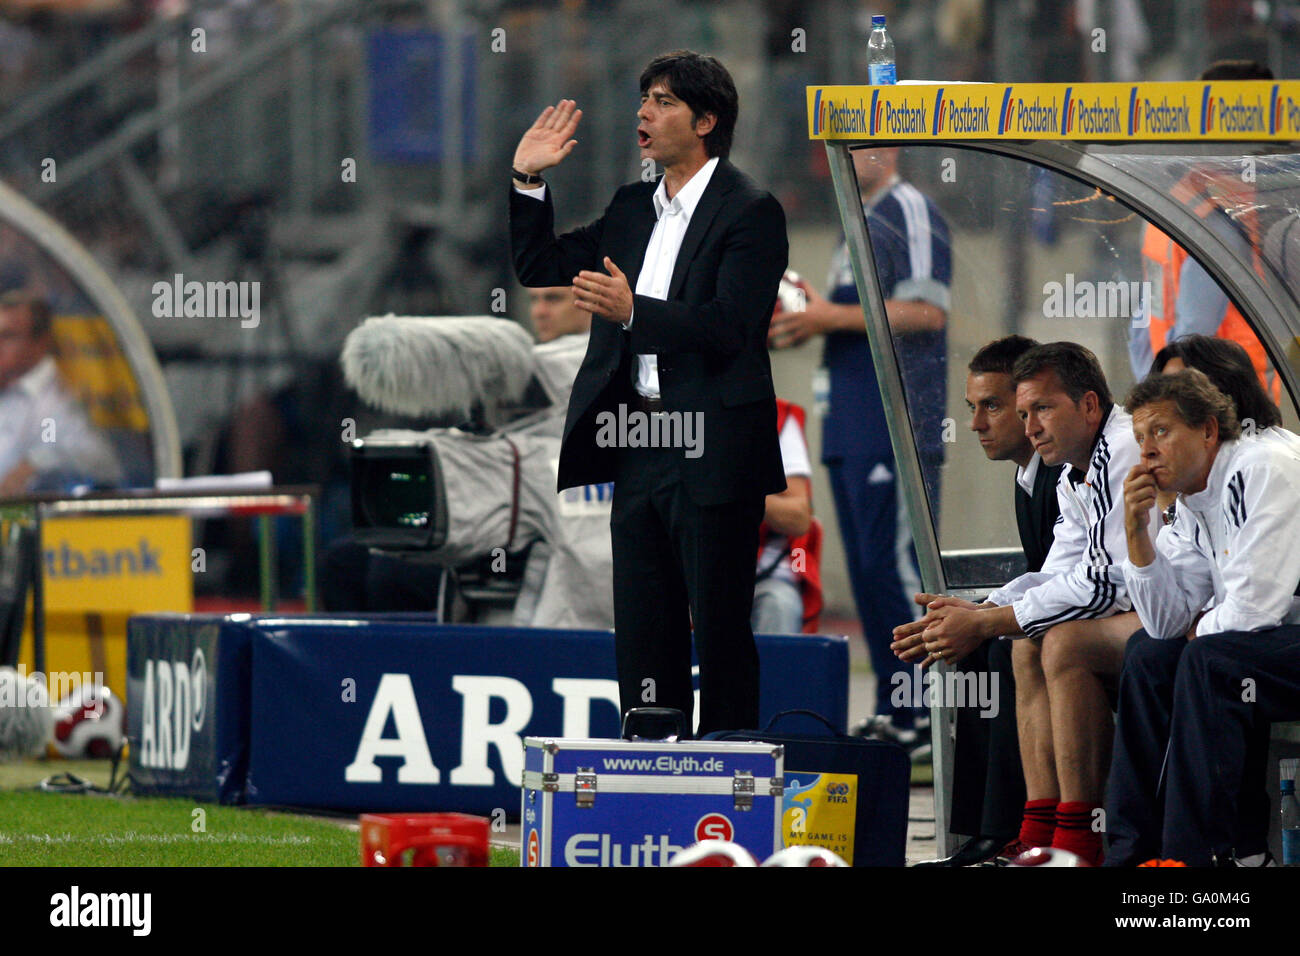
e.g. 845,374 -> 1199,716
526,285 -> 591,343
1128,61 -> 1279,399
752,397 -> 819,635
0,290 -> 122,493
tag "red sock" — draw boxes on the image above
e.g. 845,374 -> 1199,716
1017,799 -> 1057,848
1052,801 -> 1104,866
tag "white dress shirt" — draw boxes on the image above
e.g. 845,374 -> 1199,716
627,156 -> 718,396
515,156 -> 720,398
0,355 -> 122,489
1014,450 -> 1043,495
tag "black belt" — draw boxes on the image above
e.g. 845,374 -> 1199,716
630,393 -> 664,413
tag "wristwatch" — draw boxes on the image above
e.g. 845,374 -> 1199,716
1161,502 -> 1177,526
512,167 -> 543,186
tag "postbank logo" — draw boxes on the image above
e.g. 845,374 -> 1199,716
998,87 -> 1063,135
877,91 -> 927,135
1062,88 -> 1124,135
1129,88 -> 1193,135
931,88 -> 992,135
1202,84 -> 1275,134
811,88 -> 871,137
1278,93 -> 1300,137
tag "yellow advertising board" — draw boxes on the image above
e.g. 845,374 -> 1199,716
19,514 -> 193,704
808,80 -> 1300,142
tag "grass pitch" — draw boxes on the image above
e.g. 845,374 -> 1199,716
0,759 -> 520,867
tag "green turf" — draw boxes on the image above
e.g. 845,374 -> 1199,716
492,846 -> 520,866
0,792 -> 361,866
1,759 -> 524,867
0,757 -> 115,792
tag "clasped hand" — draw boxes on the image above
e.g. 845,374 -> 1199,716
890,592 -> 985,669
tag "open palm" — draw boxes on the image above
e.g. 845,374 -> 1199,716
514,99 -> 583,174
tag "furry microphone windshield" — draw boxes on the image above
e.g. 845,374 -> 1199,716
340,315 -> 537,419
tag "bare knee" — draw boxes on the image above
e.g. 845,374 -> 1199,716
1040,621 -> 1090,681
1012,636 -> 1044,684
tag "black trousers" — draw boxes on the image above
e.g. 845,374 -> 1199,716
1164,625 -> 1300,865
610,441 -> 765,737
1105,628 -> 1276,866
948,636 -> 1025,841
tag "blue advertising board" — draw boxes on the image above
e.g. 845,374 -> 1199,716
127,614 -> 848,815
126,614 -> 254,804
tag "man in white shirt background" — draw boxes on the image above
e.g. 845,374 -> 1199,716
0,290 -> 121,495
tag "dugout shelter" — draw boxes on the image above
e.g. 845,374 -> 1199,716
810,79 -> 1300,855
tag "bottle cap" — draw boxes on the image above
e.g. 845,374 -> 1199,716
872,15 -> 886,26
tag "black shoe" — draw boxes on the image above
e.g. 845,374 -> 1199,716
913,835 -> 1006,868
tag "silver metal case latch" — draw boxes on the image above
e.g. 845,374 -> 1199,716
575,768 -> 597,808
733,770 -> 755,811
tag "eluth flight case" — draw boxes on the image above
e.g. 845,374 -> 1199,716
521,737 -> 784,867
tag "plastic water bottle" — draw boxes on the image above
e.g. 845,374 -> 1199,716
867,15 -> 896,85
1283,758 -> 1300,866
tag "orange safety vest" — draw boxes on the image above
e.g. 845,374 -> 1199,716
757,400 -> 824,633
1142,170 -> 1280,402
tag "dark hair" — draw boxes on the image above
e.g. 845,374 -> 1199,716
0,289 -> 52,338
1125,368 -> 1241,441
1151,334 -> 1281,428
1199,60 -> 1274,81
639,50 -> 738,160
969,335 -> 1040,376
1011,341 -> 1112,407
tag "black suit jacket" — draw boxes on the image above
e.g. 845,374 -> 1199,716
1015,455 -> 1062,573
510,160 -> 789,506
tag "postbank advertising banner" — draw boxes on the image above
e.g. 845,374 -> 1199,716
808,81 -> 1300,141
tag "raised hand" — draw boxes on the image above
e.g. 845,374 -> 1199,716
514,99 -> 583,176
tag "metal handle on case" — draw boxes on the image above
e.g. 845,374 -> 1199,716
620,706 -> 686,741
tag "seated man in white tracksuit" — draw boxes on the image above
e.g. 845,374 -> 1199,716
893,342 -> 1151,865
1113,368 -> 1300,866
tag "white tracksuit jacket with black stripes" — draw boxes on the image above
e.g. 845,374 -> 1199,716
1122,428 -> 1300,640
987,404 -> 1149,639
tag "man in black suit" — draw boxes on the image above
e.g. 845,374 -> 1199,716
509,51 -> 788,735
902,335 -> 1061,865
